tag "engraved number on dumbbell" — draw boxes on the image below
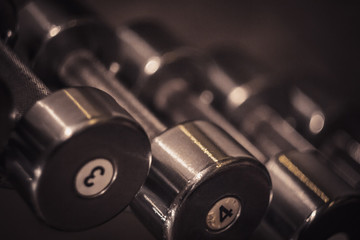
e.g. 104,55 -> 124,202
219,205 -> 233,223
84,166 -> 105,187
206,197 -> 241,231
75,159 -> 115,197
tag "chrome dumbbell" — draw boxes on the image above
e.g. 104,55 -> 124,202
319,112 -> 360,190
210,49 -> 360,192
62,52 -> 271,240
116,21 -> 360,240
0,41 -> 151,231
14,1 -> 272,239
207,49 -> 360,239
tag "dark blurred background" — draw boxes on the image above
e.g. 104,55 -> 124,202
84,0 -> 360,89
1,1 -> 359,239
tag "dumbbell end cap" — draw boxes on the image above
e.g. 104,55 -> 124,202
6,87 -> 151,230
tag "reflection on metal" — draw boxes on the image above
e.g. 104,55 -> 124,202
227,86 -> 250,108
349,141 -> 360,165
291,88 -> 317,117
37,100 -> 73,137
199,90 -> 214,105
6,30 -> 12,38
144,194 -> 167,222
309,111 -> 325,134
334,131 -> 360,165
109,62 -> 121,74
278,154 -> 329,203
291,88 -> 325,134
132,121 -> 271,240
327,232 -> 350,240
10,87 -> 152,230
154,134 -> 198,176
26,2 -> 53,33
305,209 -> 317,223
144,56 -> 162,75
64,89 -> 92,119
120,28 -> 162,74
179,124 -> 221,167
49,25 -> 61,37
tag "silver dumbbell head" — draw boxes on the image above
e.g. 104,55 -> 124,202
5,87 -> 151,230
132,120 -> 271,240
16,0 -> 120,86
264,151 -> 360,239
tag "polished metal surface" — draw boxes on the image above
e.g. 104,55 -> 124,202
54,46 -> 271,240
0,1 -> 153,231
3,0 -> 360,239
132,121 -> 271,240
15,0 -> 120,88
204,51 -> 360,238
5,87 -> 151,230
117,22 -> 267,163
60,51 -> 167,139
115,20 -> 360,239
208,48 -> 360,193
263,151 -> 360,240
206,50 -> 360,239
13,2 -> 272,238
117,21 -> 195,90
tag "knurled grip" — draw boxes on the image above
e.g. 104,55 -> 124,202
1,41 -> 152,231
0,41 -> 50,122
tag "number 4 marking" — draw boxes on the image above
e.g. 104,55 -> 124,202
219,205 -> 233,222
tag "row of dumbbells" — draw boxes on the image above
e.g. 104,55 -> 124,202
1,0 -> 360,239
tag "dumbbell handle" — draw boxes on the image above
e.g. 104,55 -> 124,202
150,78 -> 267,162
54,48 -> 271,240
0,41 -> 50,123
60,51 -> 166,139
61,51 -> 264,160
14,2 -> 272,239
1,41 -> 152,230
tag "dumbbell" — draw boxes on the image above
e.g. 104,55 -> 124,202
0,41 -> 151,231
210,49 -> 360,192
319,112 -> 360,190
271,76 -> 360,191
116,21 -> 360,239
14,1 -> 272,239
205,49 -> 360,239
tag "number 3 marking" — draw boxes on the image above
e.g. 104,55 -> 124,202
84,166 -> 105,187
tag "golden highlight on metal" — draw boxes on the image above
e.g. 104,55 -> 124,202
64,89 -> 92,119
278,154 -> 329,203
179,125 -> 222,167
